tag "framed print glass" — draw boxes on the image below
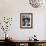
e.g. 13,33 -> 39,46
20,13 -> 33,29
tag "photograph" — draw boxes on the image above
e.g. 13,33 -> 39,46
20,13 -> 33,28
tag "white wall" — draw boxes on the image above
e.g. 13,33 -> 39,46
0,0 -> 46,40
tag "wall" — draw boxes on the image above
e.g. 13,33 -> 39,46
0,0 -> 46,40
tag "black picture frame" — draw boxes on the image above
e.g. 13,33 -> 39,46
20,13 -> 33,29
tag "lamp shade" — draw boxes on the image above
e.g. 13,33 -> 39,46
29,0 -> 45,8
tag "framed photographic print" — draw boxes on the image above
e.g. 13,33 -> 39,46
20,13 -> 33,29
